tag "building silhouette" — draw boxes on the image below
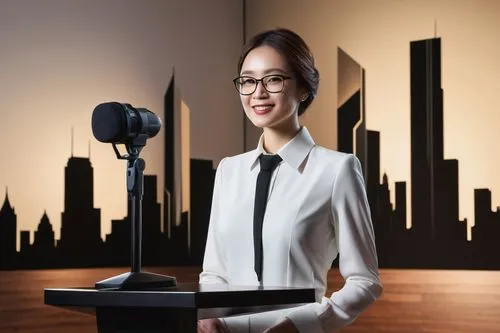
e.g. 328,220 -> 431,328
410,38 -> 444,242
34,212 -> 55,251
189,159 -> 216,265
142,175 -> 166,266
337,49 -> 368,182
0,190 -> 17,269
473,189 -> 500,268
104,215 -> 130,267
31,212 -> 57,268
164,72 -> 192,265
57,156 -> 102,267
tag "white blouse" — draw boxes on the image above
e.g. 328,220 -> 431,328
199,127 -> 382,333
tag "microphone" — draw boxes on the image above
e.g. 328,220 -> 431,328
91,102 -> 161,145
91,101 -> 177,289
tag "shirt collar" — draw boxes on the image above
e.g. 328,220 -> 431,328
249,127 -> 315,171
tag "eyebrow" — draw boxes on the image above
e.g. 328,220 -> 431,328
240,68 -> 288,76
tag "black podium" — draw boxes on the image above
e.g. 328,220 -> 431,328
44,282 -> 315,333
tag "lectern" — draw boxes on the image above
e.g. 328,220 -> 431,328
44,282 -> 315,333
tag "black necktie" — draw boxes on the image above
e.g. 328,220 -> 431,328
253,154 -> 282,282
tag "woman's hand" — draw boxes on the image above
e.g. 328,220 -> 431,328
263,318 -> 299,333
197,318 -> 229,333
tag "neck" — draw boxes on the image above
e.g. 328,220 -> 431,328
262,120 -> 301,154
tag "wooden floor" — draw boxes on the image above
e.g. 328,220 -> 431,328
1,267 -> 499,332
332,269 -> 500,333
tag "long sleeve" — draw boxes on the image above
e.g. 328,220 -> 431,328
199,158 -> 229,284
220,154 -> 382,333
286,154 -> 382,332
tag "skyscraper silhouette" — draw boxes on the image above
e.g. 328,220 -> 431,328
0,190 -> 17,269
409,38 -> 469,267
58,157 -> 102,266
165,74 -> 176,238
164,73 -> 191,264
164,73 -> 191,236
337,48 -> 367,181
410,38 -> 444,242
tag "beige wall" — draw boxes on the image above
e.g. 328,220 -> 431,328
244,0 -> 500,235
0,0 -> 243,241
2,0 -> 499,244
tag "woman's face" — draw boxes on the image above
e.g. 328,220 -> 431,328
238,45 -> 305,130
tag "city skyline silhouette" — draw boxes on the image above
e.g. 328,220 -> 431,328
337,37 -> 500,269
0,74 -> 216,269
1,36 -> 499,269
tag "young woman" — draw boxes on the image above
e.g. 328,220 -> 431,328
198,28 -> 382,333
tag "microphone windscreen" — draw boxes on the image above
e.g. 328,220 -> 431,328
92,102 -> 127,143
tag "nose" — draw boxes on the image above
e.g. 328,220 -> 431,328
252,80 -> 268,98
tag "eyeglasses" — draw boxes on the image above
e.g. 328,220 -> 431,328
232,74 -> 292,95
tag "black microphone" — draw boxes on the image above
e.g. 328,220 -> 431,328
91,102 -> 161,145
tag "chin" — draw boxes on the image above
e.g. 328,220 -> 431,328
245,115 -> 271,128
249,121 -> 268,129
248,117 -> 277,129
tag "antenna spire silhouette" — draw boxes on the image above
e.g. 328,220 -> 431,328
71,127 -> 74,157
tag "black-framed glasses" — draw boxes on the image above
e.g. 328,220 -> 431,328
232,74 -> 292,95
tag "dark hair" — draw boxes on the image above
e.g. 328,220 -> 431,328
237,28 -> 320,116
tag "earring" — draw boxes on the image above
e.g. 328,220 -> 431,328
301,95 -> 308,102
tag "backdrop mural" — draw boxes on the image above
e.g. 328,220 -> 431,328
1,0 -> 499,272
1,1 -> 499,333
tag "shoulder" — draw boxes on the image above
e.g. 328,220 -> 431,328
215,150 -> 257,174
310,145 -> 359,172
219,150 -> 256,166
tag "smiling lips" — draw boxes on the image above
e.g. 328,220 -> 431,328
252,104 -> 274,115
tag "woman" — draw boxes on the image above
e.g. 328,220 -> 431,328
198,28 -> 382,333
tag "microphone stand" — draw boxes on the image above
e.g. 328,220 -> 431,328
95,140 -> 176,290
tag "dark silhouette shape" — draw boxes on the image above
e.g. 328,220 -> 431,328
32,212 -> 56,268
410,38 -> 444,242
189,159 -> 216,265
58,157 -> 102,267
164,73 -> 176,240
0,190 -> 17,269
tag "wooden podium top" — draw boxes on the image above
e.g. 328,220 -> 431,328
44,282 -> 315,312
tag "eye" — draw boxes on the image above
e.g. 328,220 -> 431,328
265,75 -> 284,84
240,77 -> 256,85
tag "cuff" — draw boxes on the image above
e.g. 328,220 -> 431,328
219,315 -> 249,333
